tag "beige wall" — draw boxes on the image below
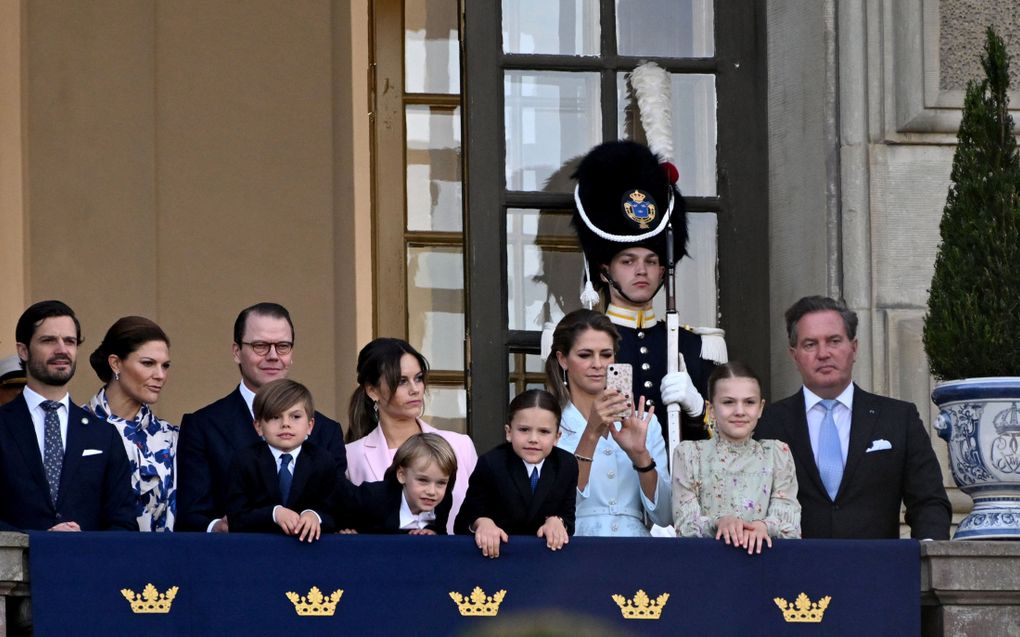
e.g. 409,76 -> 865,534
2,0 -> 373,427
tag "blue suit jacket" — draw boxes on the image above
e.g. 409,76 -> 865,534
176,387 -> 347,531
0,394 -> 137,531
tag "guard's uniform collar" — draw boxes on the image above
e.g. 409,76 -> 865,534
606,304 -> 657,329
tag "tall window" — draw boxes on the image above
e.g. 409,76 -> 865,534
464,1 -> 768,451
373,0 -> 467,433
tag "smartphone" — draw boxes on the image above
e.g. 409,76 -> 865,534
606,363 -> 633,418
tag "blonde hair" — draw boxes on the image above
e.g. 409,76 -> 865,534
386,433 -> 457,480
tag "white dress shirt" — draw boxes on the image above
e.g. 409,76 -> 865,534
399,492 -> 436,530
22,385 -> 70,455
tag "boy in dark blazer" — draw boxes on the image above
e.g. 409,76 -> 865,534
226,379 -> 340,541
346,433 -> 457,534
455,390 -> 578,557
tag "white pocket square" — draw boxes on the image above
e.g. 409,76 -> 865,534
866,439 -> 892,453
81,449 -> 103,457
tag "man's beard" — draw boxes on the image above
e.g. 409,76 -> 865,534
26,354 -> 76,386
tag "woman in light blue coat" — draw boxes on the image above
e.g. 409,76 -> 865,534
546,309 -> 670,536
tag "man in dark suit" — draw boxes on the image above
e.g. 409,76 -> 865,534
176,302 -> 346,532
0,300 -> 136,532
756,295 -> 951,539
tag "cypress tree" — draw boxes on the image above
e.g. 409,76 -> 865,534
924,27 -> 1020,380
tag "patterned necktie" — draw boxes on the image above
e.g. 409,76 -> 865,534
40,400 -> 64,504
817,399 -> 843,501
529,466 -> 539,493
279,453 -> 293,504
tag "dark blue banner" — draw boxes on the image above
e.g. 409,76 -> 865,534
29,533 -> 918,636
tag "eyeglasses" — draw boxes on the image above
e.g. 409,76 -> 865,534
241,341 -> 293,356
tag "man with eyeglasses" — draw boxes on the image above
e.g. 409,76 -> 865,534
176,302 -> 347,532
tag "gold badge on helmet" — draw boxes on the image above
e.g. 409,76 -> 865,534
622,189 -> 657,229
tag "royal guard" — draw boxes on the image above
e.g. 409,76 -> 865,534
565,62 -> 727,452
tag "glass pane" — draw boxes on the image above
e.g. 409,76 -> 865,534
616,0 -> 714,58
405,0 -> 460,93
407,245 -> 464,370
619,72 -> 717,197
502,0 -> 600,55
406,106 -> 463,231
424,385 -> 467,434
505,71 -> 602,192
646,211 -> 718,328
506,209 -> 584,331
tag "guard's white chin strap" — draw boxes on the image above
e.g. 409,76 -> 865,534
574,184 -> 674,308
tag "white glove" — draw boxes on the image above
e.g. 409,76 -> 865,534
660,370 -> 705,417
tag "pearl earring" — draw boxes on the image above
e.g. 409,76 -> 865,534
561,368 -> 568,387
114,371 -> 120,382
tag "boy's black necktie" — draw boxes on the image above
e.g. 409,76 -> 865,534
279,454 -> 293,504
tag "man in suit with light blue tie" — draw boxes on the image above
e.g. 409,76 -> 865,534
0,300 -> 136,532
756,296 -> 951,539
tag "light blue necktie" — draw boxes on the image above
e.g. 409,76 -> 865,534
529,466 -> 539,493
279,453 -> 293,504
817,399 -> 843,501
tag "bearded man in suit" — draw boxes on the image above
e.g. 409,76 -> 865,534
0,300 -> 136,532
755,295 -> 950,539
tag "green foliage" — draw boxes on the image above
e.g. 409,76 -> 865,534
924,28 -> 1020,380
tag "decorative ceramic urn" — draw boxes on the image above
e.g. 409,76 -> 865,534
932,377 -> 1020,539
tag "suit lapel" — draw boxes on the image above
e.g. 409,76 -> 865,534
229,389 -> 260,448
526,452 -> 557,520
506,449 -> 533,507
783,391 -> 828,499
258,446 -> 283,502
363,426 -> 390,481
289,448 -> 314,507
841,385 -> 879,498
58,403 -> 92,505
7,395 -> 51,500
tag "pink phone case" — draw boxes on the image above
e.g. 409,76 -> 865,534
606,363 -> 633,418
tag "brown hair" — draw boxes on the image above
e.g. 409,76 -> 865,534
784,295 -> 858,348
253,378 -> 315,422
508,389 -> 562,428
89,316 -> 170,383
347,338 -> 430,442
543,309 -> 620,408
707,361 -> 763,401
386,433 -> 457,481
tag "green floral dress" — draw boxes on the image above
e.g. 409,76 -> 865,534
672,437 -> 801,538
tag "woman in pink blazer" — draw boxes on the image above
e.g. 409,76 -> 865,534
345,338 -> 477,533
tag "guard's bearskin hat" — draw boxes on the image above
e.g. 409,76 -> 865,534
571,140 -> 688,293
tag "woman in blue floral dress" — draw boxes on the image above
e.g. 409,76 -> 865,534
86,316 -> 177,531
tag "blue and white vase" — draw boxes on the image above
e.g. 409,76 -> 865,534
932,377 -> 1020,540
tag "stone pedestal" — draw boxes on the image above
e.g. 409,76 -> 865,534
0,533 -> 29,637
921,541 -> 1020,636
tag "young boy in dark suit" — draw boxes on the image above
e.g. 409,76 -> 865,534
455,390 -> 578,557
345,433 -> 457,534
226,379 -> 340,541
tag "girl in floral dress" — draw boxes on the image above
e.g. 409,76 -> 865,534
672,362 -> 800,553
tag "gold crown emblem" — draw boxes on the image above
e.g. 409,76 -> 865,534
285,586 -> 344,616
629,190 -> 646,203
120,583 -> 179,614
774,593 -> 831,623
449,586 -> 506,617
611,590 -> 670,620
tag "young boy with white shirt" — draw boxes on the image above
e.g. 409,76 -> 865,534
226,379 -> 340,541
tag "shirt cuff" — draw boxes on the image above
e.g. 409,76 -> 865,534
300,509 -> 323,524
206,518 -> 222,533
